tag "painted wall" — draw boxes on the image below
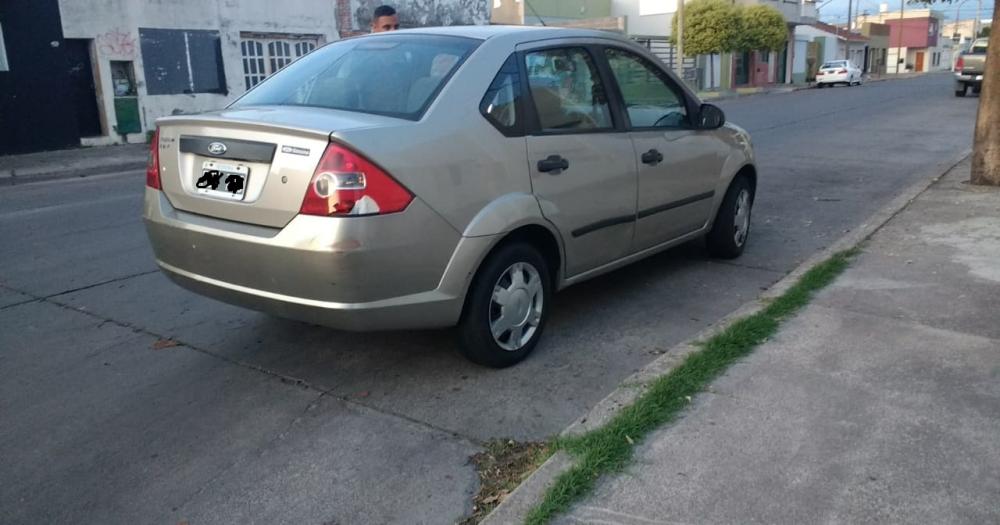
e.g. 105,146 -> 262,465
792,37 -> 809,83
347,0 -> 490,31
883,17 -> 939,48
611,0 -> 672,37
796,25 -> 840,61
58,0 -> 340,144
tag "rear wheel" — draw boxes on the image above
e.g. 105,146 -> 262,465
972,85 -> 981,94
457,242 -> 551,368
955,85 -> 968,97
706,176 -> 753,259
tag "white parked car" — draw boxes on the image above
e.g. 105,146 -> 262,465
816,60 -> 863,87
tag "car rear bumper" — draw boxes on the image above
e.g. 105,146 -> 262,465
955,74 -> 983,86
143,188 -> 495,331
816,73 -> 850,84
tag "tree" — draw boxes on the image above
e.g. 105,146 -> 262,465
670,1 -> 784,89
670,0 -> 743,55
915,0 -> 999,185
670,0 -> 743,89
979,25 -> 991,38
739,4 -> 789,52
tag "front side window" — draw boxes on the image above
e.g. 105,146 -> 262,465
524,47 -> 612,131
604,47 -> 688,129
233,35 -> 478,120
480,54 -> 522,134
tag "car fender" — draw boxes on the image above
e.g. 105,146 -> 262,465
707,126 -> 755,222
459,191 -> 567,276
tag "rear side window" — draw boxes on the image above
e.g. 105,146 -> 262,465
971,44 -> 987,54
232,35 -> 479,120
525,47 -> 613,132
480,55 -> 523,135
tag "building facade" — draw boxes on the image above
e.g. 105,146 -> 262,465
1,0 -> 487,155
855,7 -> 948,74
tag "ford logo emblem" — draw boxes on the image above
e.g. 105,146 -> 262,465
207,142 -> 227,155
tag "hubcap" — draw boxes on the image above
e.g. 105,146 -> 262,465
733,189 -> 751,247
490,262 -> 544,351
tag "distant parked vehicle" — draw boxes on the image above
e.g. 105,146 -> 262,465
816,60 -> 863,87
954,38 -> 988,97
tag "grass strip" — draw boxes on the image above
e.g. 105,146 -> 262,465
524,248 -> 859,525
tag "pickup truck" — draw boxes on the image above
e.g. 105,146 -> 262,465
955,38 -> 988,97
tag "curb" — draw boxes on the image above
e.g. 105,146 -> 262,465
0,161 -> 147,187
480,146 -> 973,525
697,71 -> 931,102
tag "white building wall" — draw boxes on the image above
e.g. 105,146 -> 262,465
792,37 -> 808,80
59,0 -> 339,145
611,0 -> 673,37
886,46 -> 908,73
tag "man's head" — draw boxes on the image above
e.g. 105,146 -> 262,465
371,5 -> 399,32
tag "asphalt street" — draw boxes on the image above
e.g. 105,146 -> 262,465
0,72 -> 979,524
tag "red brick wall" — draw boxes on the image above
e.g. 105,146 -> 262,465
335,0 -> 366,37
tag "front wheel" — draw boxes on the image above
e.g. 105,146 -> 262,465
457,242 -> 552,368
706,176 -> 753,259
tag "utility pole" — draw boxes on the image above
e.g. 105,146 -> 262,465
895,0 -> 904,74
676,0 -> 685,79
974,0 -> 982,37
847,0 -> 853,32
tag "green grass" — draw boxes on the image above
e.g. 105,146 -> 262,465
524,248 -> 859,525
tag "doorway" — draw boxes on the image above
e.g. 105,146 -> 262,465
734,51 -> 751,85
915,51 -> 925,72
63,39 -> 103,138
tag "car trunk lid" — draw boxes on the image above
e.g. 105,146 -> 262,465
155,106 -> 402,228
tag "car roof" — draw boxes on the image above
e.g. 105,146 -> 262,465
357,24 -> 630,44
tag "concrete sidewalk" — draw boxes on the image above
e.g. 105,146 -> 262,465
0,143 -> 147,186
556,158 -> 1000,524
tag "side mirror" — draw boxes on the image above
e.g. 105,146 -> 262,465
697,103 -> 725,130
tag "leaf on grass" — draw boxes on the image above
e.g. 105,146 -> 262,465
152,339 -> 179,350
625,435 -> 634,445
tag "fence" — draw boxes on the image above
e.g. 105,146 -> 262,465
631,36 -> 701,90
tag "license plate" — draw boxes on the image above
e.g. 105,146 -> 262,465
196,161 -> 249,200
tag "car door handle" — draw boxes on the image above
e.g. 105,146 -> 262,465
641,149 -> 664,165
537,155 -> 569,173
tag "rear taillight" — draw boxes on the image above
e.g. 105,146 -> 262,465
300,142 -> 413,217
838,69 -> 848,74
146,128 -> 161,190
955,56 -> 964,71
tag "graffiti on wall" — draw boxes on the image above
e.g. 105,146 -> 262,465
351,0 -> 490,30
97,29 -> 138,59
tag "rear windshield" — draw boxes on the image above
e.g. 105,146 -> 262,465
822,61 -> 846,69
970,44 -> 987,54
232,35 -> 479,120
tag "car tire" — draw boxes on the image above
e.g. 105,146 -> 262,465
817,83 -> 824,89
457,242 -> 552,368
973,86 -> 981,94
706,176 -> 753,259
956,85 -> 968,97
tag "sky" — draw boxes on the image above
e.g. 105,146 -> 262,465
817,0 -> 996,24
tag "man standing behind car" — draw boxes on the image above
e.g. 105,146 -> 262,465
371,5 -> 400,32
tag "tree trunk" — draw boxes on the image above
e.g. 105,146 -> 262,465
970,0 -> 1000,185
